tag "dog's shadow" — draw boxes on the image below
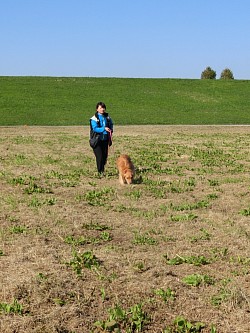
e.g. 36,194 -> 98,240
133,167 -> 149,184
133,175 -> 143,184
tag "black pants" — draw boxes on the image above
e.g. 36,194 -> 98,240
93,140 -> 109,173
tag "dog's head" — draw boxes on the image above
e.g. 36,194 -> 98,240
124,169 -> 134,184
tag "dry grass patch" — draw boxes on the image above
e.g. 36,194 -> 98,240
0,125 -> 249,333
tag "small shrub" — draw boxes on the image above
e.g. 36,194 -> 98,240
220,68 -> 234,80
201,66 -> 216,79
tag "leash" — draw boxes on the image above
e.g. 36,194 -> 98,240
109,130 -> 113,145
107,131 -> 114,157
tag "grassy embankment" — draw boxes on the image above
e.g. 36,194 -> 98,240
0,76 -> 249,125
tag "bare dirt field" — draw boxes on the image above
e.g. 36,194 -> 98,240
0,126 -> 249,333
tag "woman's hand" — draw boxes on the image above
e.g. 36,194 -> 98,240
105,127 -> 111,133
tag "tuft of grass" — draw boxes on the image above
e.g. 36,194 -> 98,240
23,182 -> 53,194
154,287 -> 175,303
239,207 -> 250,216
66,250 -> 100,276
164,254 -> 210,266
133,231 -> 158,245
94,302 -> 150,332
182,274 -> 215,287
0,299 -> 24,315
190,228 -> 211,243
170,213 -> 198,222
82,222 -> 111,231
164,316 -> 205,333
76,187 -> 115,206
10,225 -> 28,234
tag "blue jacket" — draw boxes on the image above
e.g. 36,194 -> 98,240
90,112 -> 113,141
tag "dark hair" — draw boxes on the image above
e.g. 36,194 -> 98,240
96,102 -> 106,110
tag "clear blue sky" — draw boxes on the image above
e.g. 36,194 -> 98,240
1,0 -> 250,79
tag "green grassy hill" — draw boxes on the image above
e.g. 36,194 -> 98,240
0,76 -> 249,125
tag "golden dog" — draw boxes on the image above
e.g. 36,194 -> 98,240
116,154 -> 135,185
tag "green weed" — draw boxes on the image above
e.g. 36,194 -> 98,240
210,247 -> 228,260
154,287 -> 175,303
64,232 -> 112,246
10,225 -> 27,234
13,154 -> 27,165
94,302 -> 149,332
82,222 -> 111,231
4,195 -> 19,209
230,256 -> 250,266
7,216 -> 19,223
167,179 -> 195,193
0,299 -> 24,315
210,324 -> 217,333
77,187 -> 115,206
53,298 -> 66,306
206,193 -> 218,200
100,231 -> 112,242
211,288 -> 231,306
28,196 -> 56,207
66,250 -> 100,276
240,207 -> 250,216
190,228 -> 211,243
164,254 -> 210,266
125,189 -> 142,200
182,274 -> 215,287
36,272 -> 48,281
9,175 -> 36,185
170,213 -> 197,222
164,316 -> 205,333
24,182 -> 53,194
100,287 -> 106,302
170,199 -> 210,211
11,136 -> 35,144
43,155 -> 61,164
133,261 -> 148,273
133,231 -> 158,245
28,197 -> 42,207
64,235 -> 87,246
45,170 -> 64,179
208,179 -> 220,186
211,279 -> 232,306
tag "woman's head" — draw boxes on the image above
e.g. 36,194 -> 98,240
96,102 -> 106,113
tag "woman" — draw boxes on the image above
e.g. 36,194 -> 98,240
89,102 -> 113,175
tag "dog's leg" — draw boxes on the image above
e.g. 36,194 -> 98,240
119,173 -> 125,185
